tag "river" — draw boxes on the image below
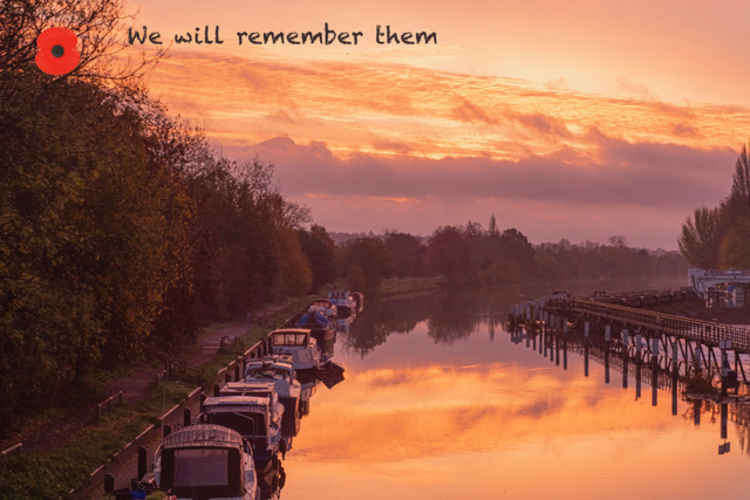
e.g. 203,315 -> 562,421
281,276 -> 750,500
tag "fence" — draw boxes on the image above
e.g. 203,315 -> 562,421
71,337 -> 269,497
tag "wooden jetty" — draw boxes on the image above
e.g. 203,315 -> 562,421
511,294 -> 750,384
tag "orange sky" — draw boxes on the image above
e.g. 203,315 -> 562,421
127,0 -> 750,248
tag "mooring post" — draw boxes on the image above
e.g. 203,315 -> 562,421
137,446 -> 147,479
721,402 -> 728,440
563,339 -> 568,370
671,371 -> 678,416
635,363 -> 642,400
555,334 -> 560,366
651,365 -> 658,407
693,400 -> 701,426
584,344 -> 589,377
623,356 -> 629,389
549,335 -> 560,363
103,474 -> 115,494
605,346 -> 610,384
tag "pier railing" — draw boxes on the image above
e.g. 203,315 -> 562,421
547,298 -> 750,353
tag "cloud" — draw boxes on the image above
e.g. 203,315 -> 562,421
451,97 -> 499,125
238,133 -> 736,209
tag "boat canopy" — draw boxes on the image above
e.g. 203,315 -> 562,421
162,424 -> 242,450
295,309 -> 330,329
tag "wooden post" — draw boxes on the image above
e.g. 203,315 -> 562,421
635,363 -> 642,400
137,446 -> 147,479
584,344 -> 589,377
103,474 -> 115,494
604,347 -> 610,384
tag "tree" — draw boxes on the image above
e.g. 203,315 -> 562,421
488,214 -> 498,236
384,231 -> 425,278
730,144 -> 750,215
0,0 -> 161,87
427,226 -> 469,284
342,237 -> 391,291
678,207 -> 725,268
298,225 -> 336,292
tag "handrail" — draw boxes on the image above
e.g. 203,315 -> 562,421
544,297 -> 750,352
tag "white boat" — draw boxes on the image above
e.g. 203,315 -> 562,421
328,290 -> 357,318
200,395 -> 283,466
152,424 -> 258,500
268,329 -> 322,371
218,375 -> 299,440
308,298 -> 338,320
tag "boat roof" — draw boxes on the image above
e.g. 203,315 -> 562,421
162,424 -> 242,449
203,395 -> 270,408
245,359 -> 294,370
223,381 -> 276,392
269,328 -> 311,335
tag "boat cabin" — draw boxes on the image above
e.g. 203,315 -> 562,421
154,424 -> 257,500
268,329 -> 321,371
200,395 -> 282,464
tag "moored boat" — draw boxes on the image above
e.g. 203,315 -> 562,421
199,395 -> 284,466
152,424 -> 258,500
267,328 -> 322,371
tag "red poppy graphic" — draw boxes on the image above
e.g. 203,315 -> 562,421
35,27 -> 80,76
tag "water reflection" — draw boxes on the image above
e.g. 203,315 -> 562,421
282,282 -> 750,500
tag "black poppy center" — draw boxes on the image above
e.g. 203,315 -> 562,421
51,45 -> 64,58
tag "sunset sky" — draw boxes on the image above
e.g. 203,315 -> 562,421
128,0 -> 750,249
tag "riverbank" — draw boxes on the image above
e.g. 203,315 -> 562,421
0,296 -> 314,499
378,276 -> 446,298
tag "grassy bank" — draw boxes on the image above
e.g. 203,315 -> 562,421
0,296 -> 312,499
378,276 -> 446,298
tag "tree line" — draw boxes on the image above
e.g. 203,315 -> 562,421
337,221 -> 686,291
679,146 -> 750,269
0,0 -> 340,429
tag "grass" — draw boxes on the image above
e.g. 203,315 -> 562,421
0,296 -> 312,499
378,276 -> 445,298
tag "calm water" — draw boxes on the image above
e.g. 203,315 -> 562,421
283,278 -> 750,500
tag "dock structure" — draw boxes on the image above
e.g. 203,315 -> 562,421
510,295 -> 750,385
506,306 -> 750,451
505,320 -> 750,451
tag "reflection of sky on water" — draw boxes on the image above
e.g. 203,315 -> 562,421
283,284 -> 749,500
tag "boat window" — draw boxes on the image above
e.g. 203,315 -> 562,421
173,448 -> 229,487
207,412 -> 262,436
272,333 -> 307,346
